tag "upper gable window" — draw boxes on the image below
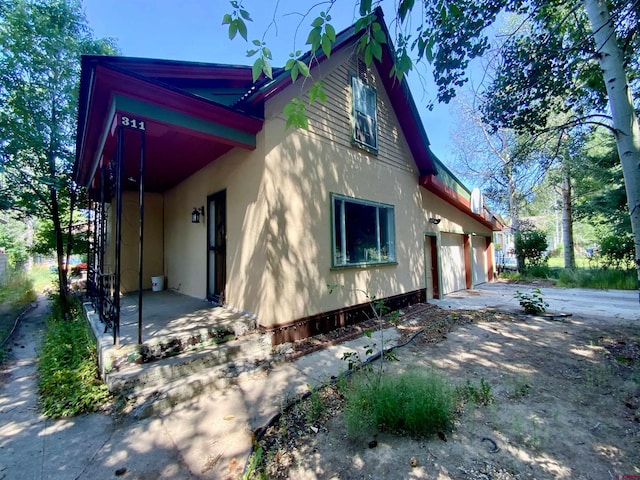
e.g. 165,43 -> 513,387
351,75 -> 378,153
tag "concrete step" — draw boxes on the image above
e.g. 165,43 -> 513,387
120,347 -> 282,419
106,331 -> 274,398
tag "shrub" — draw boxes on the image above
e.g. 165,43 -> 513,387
515,225 -> 548,269
341,368 -> 455,438
599,234 -> 634,270
38,295 -> 110,418
515,288 -> 549,314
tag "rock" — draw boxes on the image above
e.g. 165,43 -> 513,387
368,440 -> 378,448
410,457 -> 418,467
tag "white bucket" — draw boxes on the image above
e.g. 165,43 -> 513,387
151,275 -> 164,292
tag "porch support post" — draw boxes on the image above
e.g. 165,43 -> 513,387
137,130 -> 146,344
114,127 -> 124,347
99,165 -> 106,328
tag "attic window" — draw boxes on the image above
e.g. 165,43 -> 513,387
351,75 -> 378,153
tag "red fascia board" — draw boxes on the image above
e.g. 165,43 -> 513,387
83,56 -> 256,82
94,65 -> 263,134
376,43 -> 437,176
420,174 -> 502,231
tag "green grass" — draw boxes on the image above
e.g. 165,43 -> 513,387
0,269 -> 37,307
29,264 -> 57,293
556,268 -> 636,290
547,256 -> 591,269
341,368 -> 455,438
38,295 -> 110,418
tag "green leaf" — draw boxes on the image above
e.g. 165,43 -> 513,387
285,58 -> 295,70
306,27 -> 322,50
365,44 -> 373,66
321,34 -> 332,57
262,46 -> 272,59
252,39 -> 261,46
262,59 -> 273,79
236,18 -> 248,41
222,13 -> 232,25
246,49 -> 257,57
252,57 -> 263,82
290,63 -> 299,82
311,16 -> 324,28
448,3 -> 461,16
239,9 -> 252,21
373,26 -> 387,44
228,20 -> 238,40
325,23 -> 336,42
372,41 -> 383,62
359,0 -> 372,16
398,0 -> 415,21
296,60 -> 310,77
309,81 -> 327,104
354,16 -> 369,33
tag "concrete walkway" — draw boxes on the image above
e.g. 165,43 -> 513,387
0,298 -> 399,479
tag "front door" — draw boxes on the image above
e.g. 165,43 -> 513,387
207,190 -> 226,304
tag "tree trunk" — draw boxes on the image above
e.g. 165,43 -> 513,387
561,162 -> 576,269
585,0 -> 640,299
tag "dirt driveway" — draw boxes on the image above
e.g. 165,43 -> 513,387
255,287 -> 640,479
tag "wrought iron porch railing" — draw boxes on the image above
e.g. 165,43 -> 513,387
87,266 -> 117,333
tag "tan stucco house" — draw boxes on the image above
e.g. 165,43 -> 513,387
74,10 -> 501,345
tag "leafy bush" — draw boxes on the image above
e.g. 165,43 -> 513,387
515,288 -> 549,314
341,368 -> 455,438
515,226 -> 548,269
599,234 -> 634,270
38,295 -> 110,418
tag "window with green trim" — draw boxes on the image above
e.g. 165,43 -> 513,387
332,194 -> 395,267
351,76 -> 378,152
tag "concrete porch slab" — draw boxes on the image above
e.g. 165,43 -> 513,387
83,290 -> 259,376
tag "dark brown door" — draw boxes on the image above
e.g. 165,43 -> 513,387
207,190 -> 226,304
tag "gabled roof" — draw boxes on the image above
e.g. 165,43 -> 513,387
241,7 -> 438,177
73,8 -> 501,229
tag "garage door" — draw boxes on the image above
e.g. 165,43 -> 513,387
472,236 -> 488,286
440,233 -> 466,294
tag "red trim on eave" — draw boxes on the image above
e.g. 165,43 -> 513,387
419,174 -> 502,231
95,65 -> 263,134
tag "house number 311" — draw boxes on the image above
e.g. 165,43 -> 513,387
121,116 -> 146,131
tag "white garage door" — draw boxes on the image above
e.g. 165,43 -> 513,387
472,236 -> 488,286
441,233 -> 466,294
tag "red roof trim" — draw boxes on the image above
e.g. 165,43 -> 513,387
419,174 -> 502,231
94,65 -> 263,133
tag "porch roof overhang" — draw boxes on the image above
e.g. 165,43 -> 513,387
74,59 -> 264,193
419,174 -> 503,231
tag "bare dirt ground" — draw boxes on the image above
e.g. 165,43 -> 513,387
253,305 -> 640,479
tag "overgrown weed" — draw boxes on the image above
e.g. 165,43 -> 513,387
341,368 -> 455,438
38,294 -> 110,418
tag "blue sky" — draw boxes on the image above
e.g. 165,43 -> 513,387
82,0 -> 457,165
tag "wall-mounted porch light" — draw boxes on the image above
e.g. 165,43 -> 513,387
192,206 -> 205,224
429,217 -> 441,225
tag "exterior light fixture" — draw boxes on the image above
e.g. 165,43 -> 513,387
429,217 -> 441,225
192,206 -> 205,224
